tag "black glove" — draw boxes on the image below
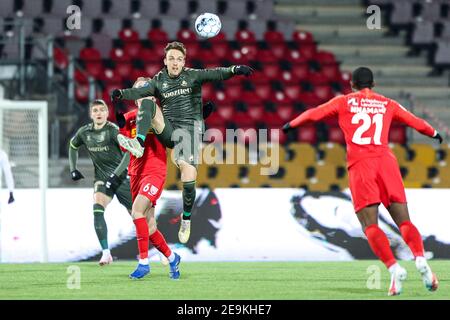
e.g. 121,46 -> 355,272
116,111 -> 126,128
202,101 -> 215,120
282,123 -> 292,134
110,89 -> 123,102
8,192 -> 14,204
105,173 -> 121,192
433,132 -> 443,144
71,169 -> 84,181
233,65 -> 254,77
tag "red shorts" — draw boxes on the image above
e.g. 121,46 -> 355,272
130,173 -> 165,206
348,154 -> 407,212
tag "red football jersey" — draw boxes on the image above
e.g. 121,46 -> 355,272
289,88 -> 436,167
120,108 -> 167,176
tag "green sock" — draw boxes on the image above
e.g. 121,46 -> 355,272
182,181 -> 196,220
136,99 -> 156,140
93,204 -> 108,250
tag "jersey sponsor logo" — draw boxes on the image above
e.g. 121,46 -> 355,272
348,97 -> 359,107
149,185 -> 159,196
161,88 -> 192,98
88,145 -> 110,152
349,98 -> 387,114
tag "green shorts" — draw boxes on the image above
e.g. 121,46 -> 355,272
94,177 -> 133,210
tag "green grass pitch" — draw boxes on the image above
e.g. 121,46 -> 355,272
0,260 -> 448,300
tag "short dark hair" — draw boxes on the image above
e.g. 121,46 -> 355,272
164,41 -> 186,56
352,67 -> 374,89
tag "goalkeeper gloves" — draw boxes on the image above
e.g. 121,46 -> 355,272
110,89 -> 123,102
71,170 -> 84,181
202,101 -> 215,120
433,132 -> 443,144
105,173 -> 121,192
116,111 -> 126,128
233,65 -> 254,77
8,192 -> 14,204
282,123 -> 292,134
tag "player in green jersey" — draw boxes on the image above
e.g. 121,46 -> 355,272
111,41 -> 253,244
69,99 -> 132,265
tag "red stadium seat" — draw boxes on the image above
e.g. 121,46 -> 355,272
291,63 -> 309,80
211,41 -> 230,60
100,68 -> 122,85
205,112 -> 225,127
313,85 -> 334,102
241,91 -> 262,105
115,62 -> 133,80
224,83 -> 242,101
138,47 -> 162,63
208,31 -> 227,43
213,90 -> 233,104
286,49 -> 308,64
292,30 -> 315,45
321,63 -> 341,82
299,44 -> 317,61
110,48 -> 131,62
389,125 -> 407,144
247,105 -> 265,122
216,104 -> 234,121
75,83 -> 89,103
252,71 -> 270,85
271,91 -> 292,106
240,43 -> 258,61
277,104 -> 294,122
54,47 -> 68,69
268,126 -> 287,144
285,84 -> 302,100
79,47 -> 101,62
233,112 -> 256,127
270,42 -> 287,59
204,126 -> 226,142
119,28 -> 139,42
202,83 -> 214,101
254,83 -> 272,100
298,92 -> 323,108
124,41 -> 142,59
130,69 -> 149,81
257,49 -> 278,64
197,49 -> 220,65
315,51 -> 336,65
309,71 -> 329,86
264,63 -> 281,80
264,30 -> 284,43
235,29 -> 256,44
262,111 -> 284,127
280,70 -> 298,84
177,28 -> 197,43
75,69 -> 89,84
147,28 -> 168,43
328,126 -> 345,144
85,62 -> 104,78
228,49 -> 249,64
297,125 -> 317,144
184,42 -> 200,58
144,63 -> 162,76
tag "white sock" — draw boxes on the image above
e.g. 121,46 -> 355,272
102,249 -> 111,255
168,252 -> 175,263
139,258 -> 149,265
388,263 -> 400,274
415,256 -> 428,271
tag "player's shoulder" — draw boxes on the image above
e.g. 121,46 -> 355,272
105,121 -> 119,131
76,123 -> 93,135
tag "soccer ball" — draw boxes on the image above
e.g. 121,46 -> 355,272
194,13 -> 221,38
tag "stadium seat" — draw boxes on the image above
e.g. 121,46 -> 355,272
402,163 -> 430,187
327,126 -> 345,145
318,142 -> 346,166
119,28 -> 139,43
287,143 -> 317,165
389,143 -> 409,165
409,143 -> 436,166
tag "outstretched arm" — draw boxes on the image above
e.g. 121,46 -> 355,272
111,78 -> 156,101
68,132 -> 85,181
392,101 -> 440,141
194,65 -> 253,83
283,96 -> 341,132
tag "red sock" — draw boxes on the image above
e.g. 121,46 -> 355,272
134,218 -> 149,259
399,221 -> 424,258
149,229 -> 172,258
364,224 -> 397,268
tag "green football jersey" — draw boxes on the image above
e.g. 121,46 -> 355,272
70,121 -> 125,181
121,66 -> 235,127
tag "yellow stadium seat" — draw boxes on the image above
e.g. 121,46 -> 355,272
313,163 -> 338,184
165,160 -> 181,189
437,165 -> 450,184
409,143 -> 436,166
223,142 -> 249,164
287,143 -> 317,166
389,143 -> 408,165
402,163 -> 429,187
306,180 -> 332,192
282,163 -> 308,187
213,164 -> 241,188
318,142 -> 346,166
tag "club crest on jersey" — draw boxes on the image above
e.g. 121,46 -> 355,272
150,185 -> 159,196
347,97 -> 359,107
94,132 -> 106,143
181,80 -> 188,87
162,82 -> 168,89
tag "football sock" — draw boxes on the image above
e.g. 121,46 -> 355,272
155,116 -> 175,149
149,229 -> 172,259
134,217 -> 150,261
182,181 -> 196,220
93,204 -> 108,250
136,99 -> 156,142
168,252 -> 176,263
364,224 -> 396,269
399,221 -> 424,258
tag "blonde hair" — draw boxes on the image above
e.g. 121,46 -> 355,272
164,41 -> 186,56
89,99 -> 108,111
